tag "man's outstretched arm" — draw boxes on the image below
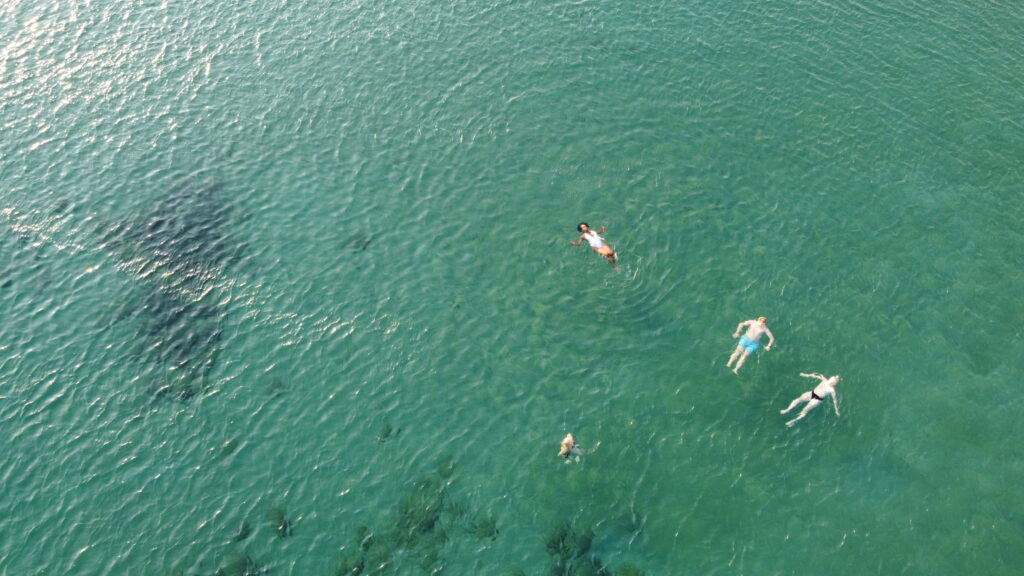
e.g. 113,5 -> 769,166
733,320 -> 751,337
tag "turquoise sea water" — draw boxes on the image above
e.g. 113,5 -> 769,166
2,0 -> 1023,574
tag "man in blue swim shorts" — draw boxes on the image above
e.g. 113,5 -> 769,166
727,316 -> 775,374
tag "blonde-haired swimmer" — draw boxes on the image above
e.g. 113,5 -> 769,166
781,373 -> 840,427
570,223 -> 619,272
727,317 -> 775,374
558,433 -> 577,459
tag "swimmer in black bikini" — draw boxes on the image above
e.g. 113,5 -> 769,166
780,373 -> 840,427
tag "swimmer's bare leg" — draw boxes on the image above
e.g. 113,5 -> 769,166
785,398 -> 821,427
727,346 -> 743,369
596,247 -> 619,272
780,392 -> 813,414
732,351 -> 751,374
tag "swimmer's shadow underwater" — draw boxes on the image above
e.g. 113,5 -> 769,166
341,230 -> 373,253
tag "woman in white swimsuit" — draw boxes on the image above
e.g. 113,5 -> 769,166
570,222 -> 619,271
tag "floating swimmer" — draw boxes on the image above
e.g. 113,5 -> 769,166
570,222 -> 619,272
558,433 -> 583,462
727,316 -> 775,374
781,373 -> 840,427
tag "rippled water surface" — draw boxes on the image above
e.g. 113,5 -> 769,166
2,1 -> 1023,574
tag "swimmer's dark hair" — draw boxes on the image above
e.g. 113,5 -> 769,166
577,222 -> 589,232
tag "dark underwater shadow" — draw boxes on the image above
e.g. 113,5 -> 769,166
333,456 -> 500,576
100,176 -> 246,401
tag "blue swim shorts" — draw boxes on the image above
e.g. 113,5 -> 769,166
738,335 -> 760,355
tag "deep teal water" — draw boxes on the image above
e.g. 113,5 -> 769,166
2,1 -> 1023,575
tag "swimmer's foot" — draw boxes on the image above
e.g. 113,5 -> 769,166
732,369 -> 739,375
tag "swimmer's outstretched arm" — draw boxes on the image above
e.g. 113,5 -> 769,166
733,320 -> 752,338
764,327 -> 775,350
799,372 -> 826,381
831,394 -> 840,417
569,234 -> 585,246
